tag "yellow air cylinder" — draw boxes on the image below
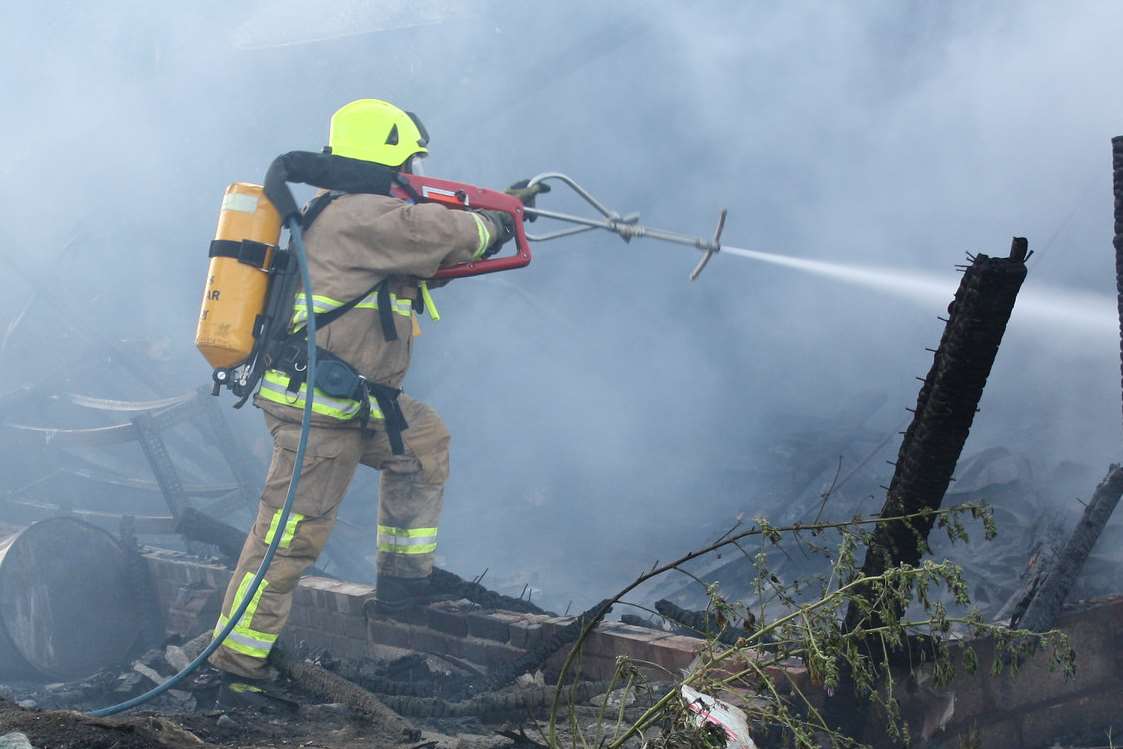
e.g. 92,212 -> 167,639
195,183 -> 282,369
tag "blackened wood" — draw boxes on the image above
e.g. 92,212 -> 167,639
271,645 -> 420,741
1013,464 -> 1123,631
845,239 -> 1028,630
175,506 -> 247,562
1114,136 -> 1123,437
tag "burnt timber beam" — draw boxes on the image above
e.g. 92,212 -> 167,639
1114,136 -> 1123,435
1012,464 -> 1123,631
846,238 -> 1028,629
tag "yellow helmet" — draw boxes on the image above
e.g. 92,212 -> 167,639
327,99 -> 429,167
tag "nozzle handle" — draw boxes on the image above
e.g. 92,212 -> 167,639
689,208 -> 727,282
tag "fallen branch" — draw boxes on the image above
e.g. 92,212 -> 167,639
545,504 -> 991,746
1012,464 -> 1123,632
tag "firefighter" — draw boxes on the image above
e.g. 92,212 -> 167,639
208,99 -> 519,688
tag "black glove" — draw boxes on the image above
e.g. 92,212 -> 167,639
505,179 -> 550,221
478,210 -> 516,258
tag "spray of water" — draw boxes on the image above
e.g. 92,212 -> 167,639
720,245 -> 1116,338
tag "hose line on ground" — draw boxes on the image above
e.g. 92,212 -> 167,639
90,215 -> 316,717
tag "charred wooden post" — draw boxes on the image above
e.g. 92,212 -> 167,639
828,241 -> 1029,737
271,646 -> 420,741
175,506 -> 248,562
845,238 -> 1028,630
1012,464 -> 1123,631
1113,136 -> 1123,432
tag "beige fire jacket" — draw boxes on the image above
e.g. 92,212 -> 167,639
257,192 -> 497,426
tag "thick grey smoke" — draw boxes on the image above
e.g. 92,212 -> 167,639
2,1 -> 1122,611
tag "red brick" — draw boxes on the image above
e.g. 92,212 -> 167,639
411,627 -> 465,659
299,578 -> 374,616
1017,687 -> 1123,743
492,613 -> 543,650
427,603 -> 469,638
283,624 -> 314,648
461,636 -> 522,668
367,618 -> 415,650
147,556 -> 186,583
983,596 -> 1123,712
539,615 -> 576,638
286,604 -> 308,628
466,612 -> 511,643
291,583 -> 318,609
943,717 -> 1023,749
586,623 -> 670,661
202,567 -> 232,590
392,603 -> 431,628
990,642 -> 1105,711
649,635 -> 704,673
336,637 -> 369,661
543,648 -> 617,682
337,613 -> 368,641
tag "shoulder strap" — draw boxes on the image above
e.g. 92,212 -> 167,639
301,190 -> 344,231
310,277 -> 384,330
290,277 -> 399,343
292,191 -> 401,342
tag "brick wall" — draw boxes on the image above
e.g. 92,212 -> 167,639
143,550 -> 702,681
890,596 -> 1123,748
145,548 -> 1120,747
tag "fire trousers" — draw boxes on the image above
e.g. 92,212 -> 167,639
209,394 -> 450,679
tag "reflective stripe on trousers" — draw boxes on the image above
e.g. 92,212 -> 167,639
214,572 -> 278,659
264,507 -> 304,549
258,370 -> 385,421
377,524 -> 438,555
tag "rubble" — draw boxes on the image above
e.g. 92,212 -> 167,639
0,734 -> 33,749
164,645 -> 191,674
0,228 -> 1120,748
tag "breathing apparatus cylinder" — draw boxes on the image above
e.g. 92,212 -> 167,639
195,183 -> 282,369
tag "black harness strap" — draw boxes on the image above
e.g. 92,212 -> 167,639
270,342 -> 410,455
301,190 -> 343,230
298,190 -> 399,341
366,382 -> 408,455
392,172 -> 422,203
376,280 -> 399,342
208,239 -> 273,269
259,186 -> 413,454
308,277 -> 387,329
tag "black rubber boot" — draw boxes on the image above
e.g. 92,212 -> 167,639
370,574 -> 438,615
216,670 -> 299,712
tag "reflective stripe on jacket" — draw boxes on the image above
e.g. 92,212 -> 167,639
290,290 -> 414,330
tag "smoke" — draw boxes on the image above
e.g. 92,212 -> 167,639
2,1 -> 1122,610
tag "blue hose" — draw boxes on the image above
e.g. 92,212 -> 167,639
91,216 -> 317,717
